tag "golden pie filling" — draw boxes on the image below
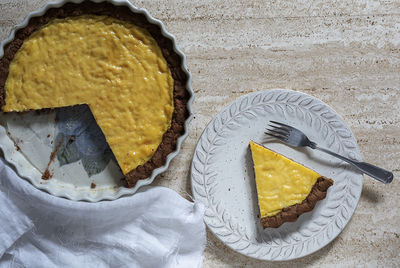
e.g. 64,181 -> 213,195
4,15 -> 174,174
249,141 -> 320,217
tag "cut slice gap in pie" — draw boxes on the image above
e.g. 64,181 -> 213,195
249,141 -> 333,228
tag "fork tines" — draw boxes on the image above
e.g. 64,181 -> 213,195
265,121 -> 290,141
264,131 -> 286,142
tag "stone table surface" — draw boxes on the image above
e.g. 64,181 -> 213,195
1,0 -> 399,267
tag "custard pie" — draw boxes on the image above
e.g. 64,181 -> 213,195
0,1 -> 190,187
249,141 -> 333,228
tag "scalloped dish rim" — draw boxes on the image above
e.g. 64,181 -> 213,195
0,0 -> 194,202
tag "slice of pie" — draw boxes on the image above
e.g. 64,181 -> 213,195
0,2 -> 190,187
249,141 -> 333,228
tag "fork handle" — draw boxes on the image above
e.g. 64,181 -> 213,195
313,146 -> 393,184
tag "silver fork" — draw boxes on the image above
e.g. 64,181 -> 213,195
266,121 -> 393,184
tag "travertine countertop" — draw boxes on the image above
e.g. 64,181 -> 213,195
1,0 -> 399,267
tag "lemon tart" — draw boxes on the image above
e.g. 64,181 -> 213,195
0,2 -> 190,187
249,141 -> 333,228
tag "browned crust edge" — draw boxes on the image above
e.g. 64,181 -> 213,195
261,176 -> 334,228
0,1 -> 190,188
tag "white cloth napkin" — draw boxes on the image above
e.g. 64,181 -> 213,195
0,158 -> 206,268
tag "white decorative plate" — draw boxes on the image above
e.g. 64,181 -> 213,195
191,89 -> 362,260
0,0 -> 193,202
